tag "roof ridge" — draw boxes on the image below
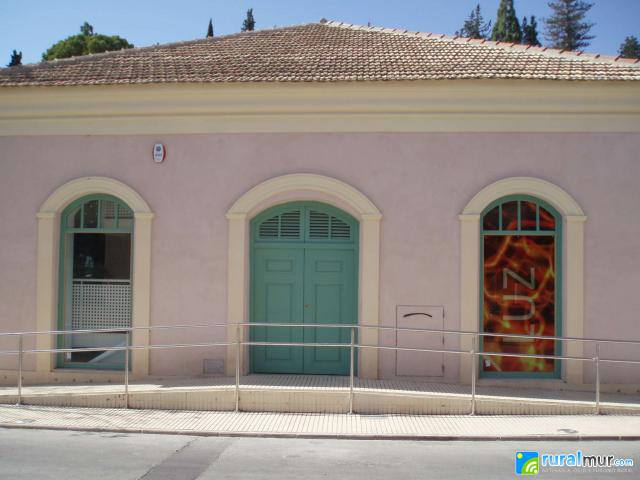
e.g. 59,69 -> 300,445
321,20 -> 640,66
10,20 -> 640,70
10,23 -> 323,70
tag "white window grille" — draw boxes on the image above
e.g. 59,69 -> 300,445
71,279 -> 131,330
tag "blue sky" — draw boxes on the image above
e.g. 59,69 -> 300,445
2,1 -> 638,65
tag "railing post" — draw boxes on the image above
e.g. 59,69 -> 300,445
470,333 -> 477,415
235,323 -> 241,413
595,342 -> 600,415
349,327 -> 355,414
17,335 -> 23,406
124,330 -> 130,409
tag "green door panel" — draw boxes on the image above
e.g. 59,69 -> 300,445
250,202 -> 359,375
303,248 -> 356,375
250,247 -> 305,373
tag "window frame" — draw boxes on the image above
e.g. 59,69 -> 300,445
479,194 -> 563,379
56,193 -> 134,370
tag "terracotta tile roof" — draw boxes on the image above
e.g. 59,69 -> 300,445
1,21 -> 639,87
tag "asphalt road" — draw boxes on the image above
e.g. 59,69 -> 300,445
0,428 -> 637,479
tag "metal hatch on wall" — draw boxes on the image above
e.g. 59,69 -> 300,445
396,305 -> 445,377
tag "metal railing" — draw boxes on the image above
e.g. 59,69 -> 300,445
1,322 -> 640,415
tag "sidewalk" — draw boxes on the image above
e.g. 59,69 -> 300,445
1,404 -> 639,440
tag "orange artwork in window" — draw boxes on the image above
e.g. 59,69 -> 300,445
482,235 -> 556,373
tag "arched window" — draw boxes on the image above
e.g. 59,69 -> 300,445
480,195 -> 562,378
58,194 -> 133,370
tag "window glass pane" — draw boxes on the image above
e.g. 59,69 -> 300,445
501,201 -> 518,230
72,233 -> 131,279
521,201 -> 537,231
117,203 -> 133,229
483,234 -> 556,373
101,200 -> 117,228
539,207 -> 556,231
83,200 -> 99,228
67,332 -> 127,368
482,206 -> 500,230
67,207 -> 82,228
118,217 -> 133,229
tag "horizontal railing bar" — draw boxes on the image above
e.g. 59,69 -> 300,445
477,351 -> 595,362
476,331 -> 640,346
1,322 -> 640,348
356,344 -> 469,355
241,323 -> 640,346
598,358 -> 640,365
245,342 -> 468,356
4,340 -> 639,366
0,323 -> 230,337
0,342 -> 234,356
244,322 -> 477,335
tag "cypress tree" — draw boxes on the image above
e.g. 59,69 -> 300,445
522,16 -> 541,46
241,8 -> 255,32
207,18 -> 214,37
619,36 -> 640,59
456,4 -> 492,40
492,0 -> 522,43
544,0 -> 595,51
80,22 -> 94,36
7,50 -> 22,67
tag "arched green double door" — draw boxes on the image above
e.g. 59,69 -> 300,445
250,202 -> 358,375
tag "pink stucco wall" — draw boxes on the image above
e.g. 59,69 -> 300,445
1,132 -> 639,383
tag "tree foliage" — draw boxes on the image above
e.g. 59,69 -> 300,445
619,36 -> 640,58
456,4 -> 491,40
207,19 -> 214,38
241,8 -> 255,32
8,49 -> 22,67
42,22 -> 133,61
544,0 -> 595,51
522,16 -> 541,46
492,0 -> 522,43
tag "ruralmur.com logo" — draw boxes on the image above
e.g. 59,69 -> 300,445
515,449 -> 635,476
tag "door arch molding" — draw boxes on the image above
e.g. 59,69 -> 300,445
226,174 -> 382,378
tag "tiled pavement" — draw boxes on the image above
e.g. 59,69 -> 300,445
1,404 -> 639,439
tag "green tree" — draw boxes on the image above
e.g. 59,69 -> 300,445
207,18 -> 214,38
544,0 -> 595,50
42,22 -> 133,61
7,49 -> 22,67
522,16 -> 541,46
456,4 -> 492,40
241,8 -> 255,32
492,0 -> 522,43
619,36 -> 640,58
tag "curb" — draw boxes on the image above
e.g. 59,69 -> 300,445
2,423 -> 640,441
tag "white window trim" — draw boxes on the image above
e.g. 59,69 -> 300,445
459,177 -> 586,385
36,177 -> 154,376
226,173 -> 382,378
